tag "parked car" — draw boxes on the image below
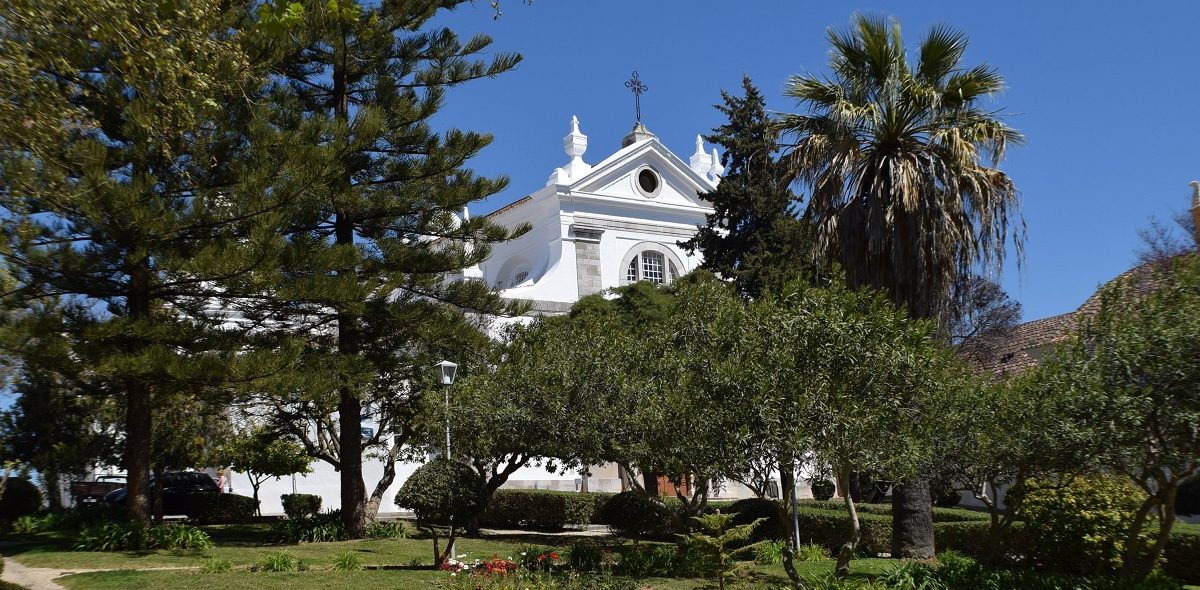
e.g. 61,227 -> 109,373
103,471 -> 219,516
70,474 -> 127,505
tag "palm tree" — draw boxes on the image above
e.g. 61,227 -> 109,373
778,14 -> 1024,558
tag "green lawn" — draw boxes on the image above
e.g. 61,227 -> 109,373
3,525 -> 891,590
53,560 -> 897,590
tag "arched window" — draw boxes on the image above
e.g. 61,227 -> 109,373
625,251 -> 672,284
620,243 -> 686,287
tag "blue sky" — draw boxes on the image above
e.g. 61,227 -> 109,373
432,1 -> 1200,322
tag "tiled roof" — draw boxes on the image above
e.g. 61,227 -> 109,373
981,258 -> 1178,376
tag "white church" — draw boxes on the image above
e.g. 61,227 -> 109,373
231,115 -> 774,514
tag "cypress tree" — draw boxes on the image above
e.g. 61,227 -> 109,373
682,76 -> 813,298
246,0 -> 526,537
0,0 -> 297,522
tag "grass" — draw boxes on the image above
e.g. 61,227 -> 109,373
54,559 -> 898,590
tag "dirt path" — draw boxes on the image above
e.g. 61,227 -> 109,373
1,558 -> 196,590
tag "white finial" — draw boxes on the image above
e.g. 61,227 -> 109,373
563,115 -> 587,160
461,205 -> 470,222
550,115 -> 592,185
709,147 -> 724,180
689,135 -> 712,176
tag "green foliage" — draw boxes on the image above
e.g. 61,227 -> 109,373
225,429 -> 311,515
681,76 -> 814,298
754,539 -> 787,565
479,490 -> 609,530
252,551 -> 302,573
330,550 -> 363,571
810,480 -> 836,501
73,523 -> 212,551
685,512 -> 763,590
270,510 -> 348,543
796,543 -> 833,562
201,558 -> 232,573
0,478 -> 41,520
877,553 -> 1184,590
596,491 -> 676,540
280,493 -> 322,520
8,504 -> 124,533
394,460 -> 485,527
1163,530 -> 1200,583
564,540 -> 607,572
1021,476 -> 1150,575
440,570 -> 636,590
365,520 -> 406,539
614,543 -> 705,579
186,493 -> 257,524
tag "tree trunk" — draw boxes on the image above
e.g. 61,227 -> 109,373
643,471 -> 659,497
338,388 -> 368,538
835,468 -> 862,577
365,440 -> 405,520
126,377 -> 152,524
43,470 -> 63,511
891,473 -> 935,558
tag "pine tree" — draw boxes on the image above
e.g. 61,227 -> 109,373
0,0 -> 296,522
244,0 -> 526,537
682,76 -> 813,298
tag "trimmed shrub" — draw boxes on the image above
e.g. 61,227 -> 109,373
1164,529 -> 1200,584
729,497 -> 788,543
479,489 -> 603,530
810,480 -> 835,501
187,493 -> 257,524
394,459 -> 485,528
281,493 -> 322,520
795,506 -> 891,555
0,479 -> 41,521
1021,475 -> 1146,575
1177,479 -> 1200,516
596,491 -> 676,540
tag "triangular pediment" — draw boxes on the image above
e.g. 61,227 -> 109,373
568,138 -> 714,210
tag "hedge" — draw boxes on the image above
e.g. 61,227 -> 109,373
478,489 -> 613,530
0,478 -> 42,521
187,493 -> 257,524
1164,528 -> 1200,584
281,493 -> 322,520
796,499 -> 990,523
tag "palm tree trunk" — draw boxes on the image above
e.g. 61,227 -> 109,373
892,474 -> 935,558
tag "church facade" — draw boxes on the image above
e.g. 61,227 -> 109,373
222,116 -> 775,513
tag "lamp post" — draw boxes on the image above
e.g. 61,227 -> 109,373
433,360 -> 457,459
432,360 -> 458,562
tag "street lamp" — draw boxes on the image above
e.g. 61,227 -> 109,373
432,360 -> 458,562
433,360 -> 457,459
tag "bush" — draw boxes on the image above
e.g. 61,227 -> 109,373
187,493 -> 257,524
253,551 -> 302,572
281,493 -> 322,520
754,539 -> 786,565
810,480 -> 836,501
795,507 -> 891,556
879,553 -> 1185,590
74,522 -> 212,551
1164,529 -> 1200,584
0,478 -> 42,521
395,459 -> 485,528
331,550 -> 363,571
596,492 -> 676,540
202,558 -> 232,573
565,540 -> 606,572
1177,479 -> 1200,516
729,497 -> 788,543
479,489 -> 606,530
366,520 -> 406,539
615,543 -> 706,578
271,510 -> 348,543
1021,475 -> 1147,575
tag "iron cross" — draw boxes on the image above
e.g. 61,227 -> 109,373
624,71 -> 648,122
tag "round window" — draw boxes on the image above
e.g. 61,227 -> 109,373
637,169 -> 659,195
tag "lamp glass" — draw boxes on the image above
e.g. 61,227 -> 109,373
434,360 -> 458,386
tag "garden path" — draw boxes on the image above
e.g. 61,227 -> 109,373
1,557 -> 195,590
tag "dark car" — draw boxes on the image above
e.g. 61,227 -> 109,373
103,472 -> 220,516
